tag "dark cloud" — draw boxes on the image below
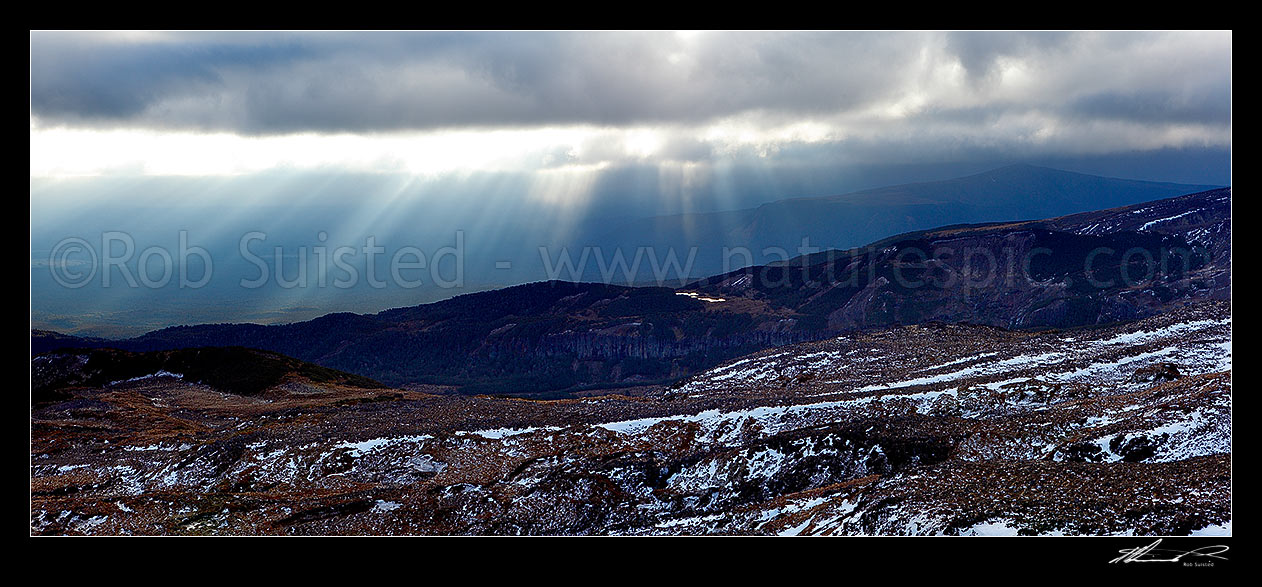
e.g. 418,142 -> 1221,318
28,31 -> 931,133
945,31 -> 1076,83
29,31 -> 1231,167
1063,88 -> 1232,125
30,32 -> 317,123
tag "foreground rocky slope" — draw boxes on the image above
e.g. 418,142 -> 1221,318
31,301 -> 1230,535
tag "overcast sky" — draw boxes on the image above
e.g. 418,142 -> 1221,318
31,30 -> 1230,188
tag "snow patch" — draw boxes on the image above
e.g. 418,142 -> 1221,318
1190,521 -> 1231,536
109,370 -> 183,386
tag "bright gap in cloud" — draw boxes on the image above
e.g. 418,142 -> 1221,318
31,104 -> 871,181
30,123 -> 609,177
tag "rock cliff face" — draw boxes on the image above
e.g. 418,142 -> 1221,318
31,302 -> 1230,535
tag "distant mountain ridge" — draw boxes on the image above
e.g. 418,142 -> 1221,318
690,187 -> 1230,333
33,184 -> 1231,397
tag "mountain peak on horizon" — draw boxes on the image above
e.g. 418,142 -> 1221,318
856,162 -> 1222,195
818,161 -> 1224,201
951,162 -> 1224,189
763,164 -> 1222,210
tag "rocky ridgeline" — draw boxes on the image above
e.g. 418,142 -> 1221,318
31,301 -> 1230,535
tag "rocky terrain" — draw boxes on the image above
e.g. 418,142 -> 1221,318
31,301 -> 1230,535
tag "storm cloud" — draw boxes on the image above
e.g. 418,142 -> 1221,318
31,31 -> 922,132
28,30 -> 1232,192
31,31 -> 1230,140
